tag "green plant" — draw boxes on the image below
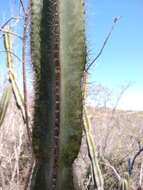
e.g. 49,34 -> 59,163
119,178 -> 129,190
0,85 -> 12,127
119,173 -> 129,190
83,107 -> 104,190
3,27 -> 25,120
30,0 -> 86,189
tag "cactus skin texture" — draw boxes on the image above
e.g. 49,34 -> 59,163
0,86 -> 12,127
119,178 -> 129,190
30,0 -> 86,189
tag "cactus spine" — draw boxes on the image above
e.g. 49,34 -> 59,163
31,0 -> 86,189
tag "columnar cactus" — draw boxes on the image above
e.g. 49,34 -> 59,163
119,173 -> 129,190
30,0 -> 86,189
119,178 -> 129,190
0,86 -> 12,127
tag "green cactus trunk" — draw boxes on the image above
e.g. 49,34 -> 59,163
30,0 -> 86,189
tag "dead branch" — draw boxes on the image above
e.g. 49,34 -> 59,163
86,17 -> 121,72
129,147 -> 143,175
0,17 -> 21,29
101,157 -> 121,181
19,0 -> 26,15
0,28 -> 23,40
0,50 -> 22,62
102,82 -> 131,152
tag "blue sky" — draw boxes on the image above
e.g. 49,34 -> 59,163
0,0 -> 31,89
0,0 -> 143,110
86,0 -> 143,110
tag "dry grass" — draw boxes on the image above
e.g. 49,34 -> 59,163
0,96 -> 32,190
0,95 -> 143,190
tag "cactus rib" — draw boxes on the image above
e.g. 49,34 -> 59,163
0,86 -> 12,127
31,0 -> 86,189
83,107 -> 104,190
119,178 -> 129,190
3,27 -> 25,120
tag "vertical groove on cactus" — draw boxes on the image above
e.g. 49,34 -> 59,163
31,0 -> 58,189
31,0 -> 86,189
51,1 -> 61,189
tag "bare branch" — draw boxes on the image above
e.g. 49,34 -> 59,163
111,82 -> 131,115
0,50 -> 22,62
101,156 -> 121,181
86,17 -> 121,72
103,82 -> 131,152
19,0 -> 26,15
0,17 -> 21,29
130,147 -> 143,175
0,28 -> 23,40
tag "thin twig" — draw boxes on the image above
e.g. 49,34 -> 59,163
111,83 -> 131,115
84,175 -> 92,190
130,147 -> 143,175
0,28 -> 23,40
0,17 -> 21,29
24,158 -> 36,190
101,158 -> 121,181
19,0 -> 26,15
103,82 -> 131,152
0,50 -> 22,62
86,17 -> 121,71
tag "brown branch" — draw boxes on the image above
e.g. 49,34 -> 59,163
86,17 -> 121,72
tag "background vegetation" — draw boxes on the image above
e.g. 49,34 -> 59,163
0,0 -> 142,190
